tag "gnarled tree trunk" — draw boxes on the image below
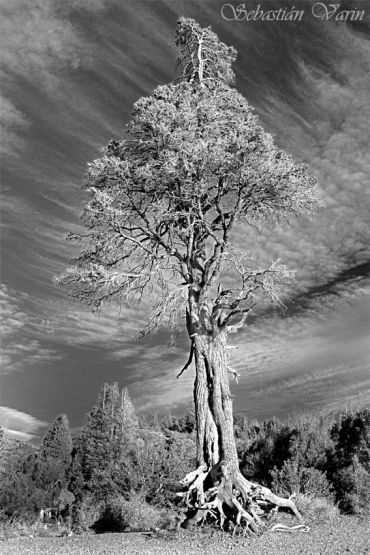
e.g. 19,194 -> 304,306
179,327 -> 305,534
193,332 -> 238,471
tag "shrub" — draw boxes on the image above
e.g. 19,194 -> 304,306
92,493 -> 164,533
112,432 -> 195,507
240,418 -> 289,486
329,407 -> 370,470
332,456 -> 370,515
71,495 -> 105,533
0,515 -> 49,540
326,407 -> 370,514
271,460 -> 333,500
294,493 -> 340,524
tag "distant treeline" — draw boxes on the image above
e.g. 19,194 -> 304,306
0,383 -> 369,533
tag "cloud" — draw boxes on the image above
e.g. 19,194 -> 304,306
0,284 -> 60,374
0,95 -> 29,154
135,282 -> 370,416
0,0 -> 111,156
0,2 -> 368,424
0,0 -> 82,83
225,22 -> 370,331
0,406 -> 47,442
0,0 -> 81,155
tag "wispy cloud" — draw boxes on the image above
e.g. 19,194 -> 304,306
0,0 -> 120,157
131,285 -> 370,416
0,2 -> 368,425
0,95 -> 29,154
0,0 -> 79,155
0,406 -> 47,442
0,284 -> 60,374
250,24 -> 370,286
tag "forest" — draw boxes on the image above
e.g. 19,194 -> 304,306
0,382 -> 369,538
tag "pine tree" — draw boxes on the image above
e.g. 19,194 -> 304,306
121,387 -> 139,433
79,383 -> 138,497
58,18 -> 319,531
41,414 -> 72,464
40,414 -> 72,490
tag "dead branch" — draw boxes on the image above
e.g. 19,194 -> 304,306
227,365 -> 240,383
177,341 -> 195,378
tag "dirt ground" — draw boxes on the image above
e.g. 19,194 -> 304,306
1,517 -> 369,555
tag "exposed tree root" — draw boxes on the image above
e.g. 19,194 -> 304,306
177,462 -> 306,534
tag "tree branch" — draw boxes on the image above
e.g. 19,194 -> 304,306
177,341 -> 195,378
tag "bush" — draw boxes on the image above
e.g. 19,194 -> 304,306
326,407 -> 370,514
112,432 -> 195,507
271,460 -> 333,500
295,493 -> 339,524
240,418 -> 289,486
329,407 -> 370,470
332,457 -> 370,515
71,495 -> 105,533
0,515 -> 48,540
92,493 -> 165,533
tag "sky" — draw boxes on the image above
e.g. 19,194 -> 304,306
0,0 -> 369,443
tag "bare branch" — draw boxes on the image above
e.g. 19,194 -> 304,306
225,308 -> 253,333
177,341 -> 195,378
227,365 -> 240,383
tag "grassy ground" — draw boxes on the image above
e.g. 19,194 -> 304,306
1,517 -> 369,555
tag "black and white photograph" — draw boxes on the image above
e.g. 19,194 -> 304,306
0,1 -> 369,553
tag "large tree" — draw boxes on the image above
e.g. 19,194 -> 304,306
57,18 -> 319,532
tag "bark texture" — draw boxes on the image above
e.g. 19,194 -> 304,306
193,332 -> 238,470
178,329 -> 305,534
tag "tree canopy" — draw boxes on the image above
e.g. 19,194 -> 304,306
57,18 -> 319,338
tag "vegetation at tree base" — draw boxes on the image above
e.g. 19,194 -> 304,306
56,16 -> 320,532
0,383 -> 369,537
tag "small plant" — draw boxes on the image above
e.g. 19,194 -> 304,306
326,407 -> 370,514
295,493 -> 340,524
332,456 -> 370,515
71,495 -> 105,533
0,515 -> 45,540
271,460 -> 333,500
92,493 -> 164,533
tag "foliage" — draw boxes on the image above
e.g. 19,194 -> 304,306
78,383 -> 139,499
271,460 -> 333,499
240,417 -> 290,485
70,494 -> 105,533
332,457 -> 370,515
0,441 -> 46,520
240,410 -> 335,487
55,21 -> 320,528
39,414 -> 72,492
40,414 -> 72,465
0,386 -> 368,534
175,17 -> 237,88
0,516 -> 49,540
56,19 -> 319,341
326,407 -> 370,514
91,493 -> 166,533
294,493 -> 340,524
161,410 -> 196,434
328,407 -> 370,471
238,407 -> 370,515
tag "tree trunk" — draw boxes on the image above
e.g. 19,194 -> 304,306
193,331 -> 238,472
178,328 -> 305,533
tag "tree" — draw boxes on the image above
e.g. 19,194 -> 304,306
40,415 -> 72,466
40,414 -> 72,487
0,441 -> 45,519
79,383 -> 139,498
57,18 -> 319,532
